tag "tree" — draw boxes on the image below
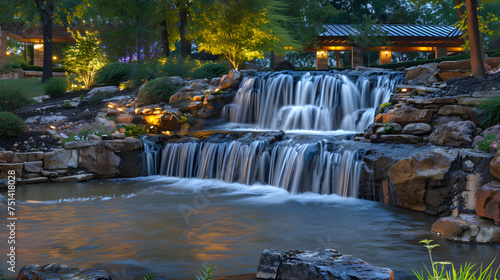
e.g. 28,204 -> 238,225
466,0 -> 485,78
194,0 -> 299,70
63,31 -> 106,88
0,0 -> 83,82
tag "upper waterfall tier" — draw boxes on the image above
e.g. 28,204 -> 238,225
224,71 -> 403,132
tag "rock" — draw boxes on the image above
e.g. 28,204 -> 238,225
51,173 -> 94,182
402,123 -> 432,135
169,76 -> 185,86
429,121 -> 476,147
12,152 -> 45,163
437,105 -> 471,115
23,161 -> 43,173
490,151 -> 500,181
0,151 -> 14,163
472,90 -> 500,98
17,263 -> 110,280
88,135 -> 102,141
78,145 -> 120,178
404,63 -> 437,85
431,214 -> 500,243
211,77 -> 221,87
457,97 -> 482,106
0,163 -> 23,178
19,177 -> 49,184
64,141 -> 100,149
475,182 -> 500,225
95,117 -> 116,128
197,106 -> 217,119
256,249 -> 393,280
438,71 -> 470,81
111,132 -> 126,139
41,170 -> 58,177
371,134 -> 421,144
103,139 -> 143,151
221,70 -> 242,89
273,60 -> 295,71
438,59 -> 472,71
375,108 -> 433,126
388,150 -> 456,214
188,101 -> 203,111
88,86 -> 119,95
483,124 -> 500,136
25,115 -> 68,126
44,149 -> 78,170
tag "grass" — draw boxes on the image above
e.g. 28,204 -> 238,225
0,78 -> 45,98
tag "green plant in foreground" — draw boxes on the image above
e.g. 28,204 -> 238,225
0,112 -> 26,138
118,124 -> 149,138
142,270 -> 156,280
413,239 -> 499,280
195,263 -> 216,280
379,102 -> 392,113
479,96 -> 500,129
383,122 -> 395,134
44,77 -> 68,98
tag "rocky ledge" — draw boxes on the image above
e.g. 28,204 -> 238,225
256,249 -> 393,280
18,263 -> 110,280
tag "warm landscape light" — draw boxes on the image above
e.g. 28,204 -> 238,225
6,51 -> 10,55
53,56 -> 57,60
50,125 -> 56,129
108,104 -> 114,108
401,88 -> 408,92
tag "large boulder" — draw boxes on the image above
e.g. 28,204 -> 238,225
438,59 -> 472,71
388,150 -> 456,215
404,63 -> 437,85
17,263 -> 110,280
402,123 -> 432,135
273,60 -> 295,71
375,108 -> 433,126
220,70 -> 242,89
431,214 -> 500,243
476,182 -> 500,225
429,121 -> 476,147
256,249 -> 393,280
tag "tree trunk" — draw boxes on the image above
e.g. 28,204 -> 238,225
465,0 -> 485,78
36,0 -> 53,83
453,0 -> 469,48
161,20 -> 170,57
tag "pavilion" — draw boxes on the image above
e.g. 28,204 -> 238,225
0,23 -> 75,67
311,24 -> 465,69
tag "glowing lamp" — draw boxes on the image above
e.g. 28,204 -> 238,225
401,88 -> 408,93
50,125 -> 56,129
108,104 -> 114,108
53,56 -> 57,60
6,51 -> 10,55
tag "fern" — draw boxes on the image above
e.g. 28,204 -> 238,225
195,263 -> 217,280
142,270 -> 156,280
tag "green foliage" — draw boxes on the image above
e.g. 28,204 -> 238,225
0,87 -> 34,111
160,56 -> 202,79
369,53 -> 471,70
383,122 -> 395,134
191,63 -> 229,79
130,59 -> 163,87
474,132 -> 500,152
21,65 -> 67,72
455,1 -> 499,50
413,239 -> 499,280
2,56 -> 28,71
194,0 -> 299,70
0,112 -> 26,138
89,91 -> 114,106
379,102 -> 392,113
142,270 -> 156,280
479,96 -> 500,129
95,62 -> 132,86
138,77 -> 181,105
44,77 -> 68,98
119,124 -> 150,138
64,31 -> 107,89
195,263 -> 216,280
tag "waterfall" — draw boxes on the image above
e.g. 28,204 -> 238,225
224,71 -> 403,131
148,138 -> 363,197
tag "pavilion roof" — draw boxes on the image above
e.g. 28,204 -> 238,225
1,23 -> 76,43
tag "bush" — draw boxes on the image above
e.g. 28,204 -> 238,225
369,53 -> 471,70
21,65 -> 66,72
0,88 -> 34,111
160,56 -> 202,78
191,63 -> 228,79
44,77 -> 68,98
0,112 -> 26,138
95,62 -> 132,85
130,59 -> 162,87
138,77 -> 181,105
479,95 -> 500,129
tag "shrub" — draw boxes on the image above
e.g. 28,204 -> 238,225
95,62 -> 132,86
0,87 -> 34,111
479,95 -> 500,129
130,59 -> 162,87
0,112 -> 26,138
44,77 -> 68,98
138,77 -> 181,105
160,56 -> 202,78
118,124 -> 150,138
191,63 -> 228,79
21,65 -> 66,72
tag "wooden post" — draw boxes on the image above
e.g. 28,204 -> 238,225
351,46 -> 363,69
336,51 -> 341,68
0,26 -> 7,65
434,47 -> 447,59
316,50 -> 328,70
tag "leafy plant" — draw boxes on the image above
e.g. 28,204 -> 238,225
191,63 -> 229,79
0,87 -> 34,111
479,96 -> 500,129
0,112 -> 26,138
379,102 -> 392,113
44,77 -> 68,98
142,270 -> 156,280
95,62 -> 132,86
195,263 -> 216,280
130,59 -> 163,87
474,132 -> 500,152
413,239 -> 499,280
383,122 -> 395,134
138,77 -> 181,105
63,31 -> 107,89
119,124 -> 150,138
64,101 -> 72,108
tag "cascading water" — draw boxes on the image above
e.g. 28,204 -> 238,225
143,70 -> 403,198
143,137 -> 362,196
224,71 -> 403,131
